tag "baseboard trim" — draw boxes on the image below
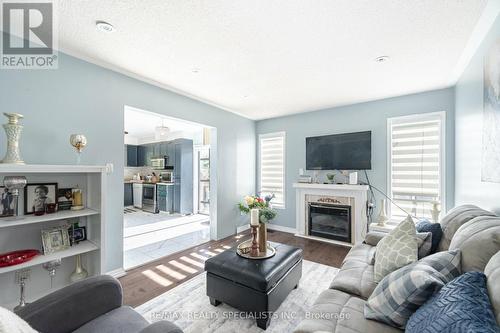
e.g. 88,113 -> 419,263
236,224 -> 250,233
267,224 -> 297,234
106,268 -> 127,278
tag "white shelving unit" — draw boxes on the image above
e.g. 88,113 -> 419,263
0,208 -> 99,229
0,240 -> 99,274
0,164 -> 108,309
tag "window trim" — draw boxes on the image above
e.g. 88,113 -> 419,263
386,111 -> 446,221
259,131 -> 286,209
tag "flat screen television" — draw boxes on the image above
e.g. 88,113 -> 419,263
306,131 -> 371,170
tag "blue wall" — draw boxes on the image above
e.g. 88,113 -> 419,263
0,49 -> 255,272
455,9 -> 500,213
256,88 -> 455,229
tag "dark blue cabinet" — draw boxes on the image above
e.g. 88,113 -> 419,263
160,142 -> 168,157
157,184 -> 173,213
125,145 -> 138,167
124,183 -> 133,206
126,141 -> 188,170
145,144 -> 154,166
137,145 -> 147,166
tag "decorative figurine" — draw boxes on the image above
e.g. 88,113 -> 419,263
69,134 -> 87,164
1,113 -> 25,164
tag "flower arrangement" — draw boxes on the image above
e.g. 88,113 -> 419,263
238,194 -> 277,223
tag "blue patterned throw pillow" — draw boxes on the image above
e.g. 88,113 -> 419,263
416,218 -> 443,254
365,250 -> 461,329
406,271 -> 499,333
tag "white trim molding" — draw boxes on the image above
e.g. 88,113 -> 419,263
267,224 -> 297,234
106,268 -> 127,279
236,224 -> 251,234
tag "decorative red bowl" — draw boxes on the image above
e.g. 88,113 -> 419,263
0,249 -> 40,268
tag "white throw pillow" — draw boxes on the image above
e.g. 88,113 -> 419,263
0,307 -> 37,333
374,215 -> 418,282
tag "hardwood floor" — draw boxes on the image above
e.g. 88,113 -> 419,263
119,230 -> 350,307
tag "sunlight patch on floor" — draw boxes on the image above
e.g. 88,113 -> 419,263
156,264 -> 187,280
180,256 -> 204,268
169,260 -> 198,274
142,269 -> 173,287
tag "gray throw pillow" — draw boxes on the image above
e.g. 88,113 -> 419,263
365,250 -> 462,329
374,216 -> 418,282
416,232 -> 432,258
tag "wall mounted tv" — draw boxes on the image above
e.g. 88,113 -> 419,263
306,131 -> 372,170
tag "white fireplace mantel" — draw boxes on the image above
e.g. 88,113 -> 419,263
293,183 -> 369,247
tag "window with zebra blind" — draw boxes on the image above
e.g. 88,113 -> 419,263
259,132 -> 285,208
387,112 -> 445,220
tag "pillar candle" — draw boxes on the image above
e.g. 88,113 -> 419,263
73,190 -> 83,206
250,208 -> 259,226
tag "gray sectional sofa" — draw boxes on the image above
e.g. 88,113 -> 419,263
294,205 -> 500,333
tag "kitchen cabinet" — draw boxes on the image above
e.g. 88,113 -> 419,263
124,183 -> 133,206
145,144 -> 154,166
167,142 -> 175,165
125,145 -> 138,167
137,145 -> 147,167
157,183 -> 173,213
160,142 -> 168,158
126,141 -> 179,167
151,143 -> 160,157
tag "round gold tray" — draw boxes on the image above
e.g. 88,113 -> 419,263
236,240 -> 276,259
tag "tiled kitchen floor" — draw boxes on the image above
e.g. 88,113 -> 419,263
123,210 -> 210,270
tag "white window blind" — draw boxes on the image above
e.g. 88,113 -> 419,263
388,113 -> 445,220
259,132 -> 285,208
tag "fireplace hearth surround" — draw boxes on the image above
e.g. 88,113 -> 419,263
293,183 -> 369,246
308,201 -> 352,243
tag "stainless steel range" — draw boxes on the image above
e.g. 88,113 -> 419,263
142,183 -> 158,213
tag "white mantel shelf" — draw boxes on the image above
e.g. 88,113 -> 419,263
293,183 -> 369,191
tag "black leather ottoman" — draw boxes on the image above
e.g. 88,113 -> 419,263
204,241 -> 303,330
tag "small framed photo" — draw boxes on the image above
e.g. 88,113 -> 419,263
57,188 -> 73,211
41,227 -> 70,254
0,186 -> 15,217
69,226 -> 87,245
24,183 -> 58,215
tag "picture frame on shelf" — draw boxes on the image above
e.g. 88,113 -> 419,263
0,186 -> 15,217
41,226 -> 70,254
57,188 -> 73,211
24,183 -> 58,215
69,226 -> 87,245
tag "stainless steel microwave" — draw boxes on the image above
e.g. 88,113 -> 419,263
151,156 -> 168,169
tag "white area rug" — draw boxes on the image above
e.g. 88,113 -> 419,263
136,260 -> 339,332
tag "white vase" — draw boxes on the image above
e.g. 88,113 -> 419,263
430,202 -> 441,223
70,254 -> 88,283
1,113 -> 24,164
377,199 -> 390,226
